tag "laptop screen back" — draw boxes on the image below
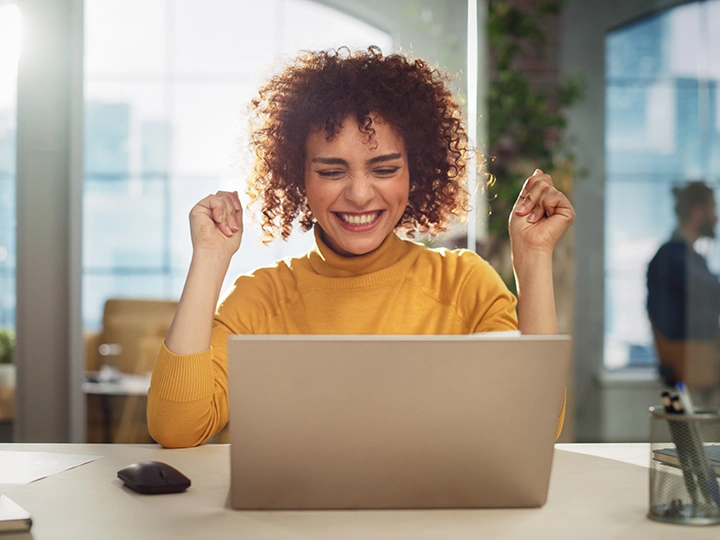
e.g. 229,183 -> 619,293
228,334 -> 571,510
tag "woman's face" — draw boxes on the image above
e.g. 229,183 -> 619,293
304,115 -> 410,257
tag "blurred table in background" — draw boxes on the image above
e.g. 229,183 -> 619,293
83,368 -> 229,444
83,369 -> 151,444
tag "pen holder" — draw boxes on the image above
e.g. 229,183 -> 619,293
648,406 -> 720,525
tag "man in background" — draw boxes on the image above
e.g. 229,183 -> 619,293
647,182 -> 720,390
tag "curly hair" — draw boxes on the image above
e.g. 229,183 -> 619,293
247,46 -> 470,241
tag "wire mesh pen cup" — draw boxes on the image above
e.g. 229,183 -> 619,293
649,406 -> 720,525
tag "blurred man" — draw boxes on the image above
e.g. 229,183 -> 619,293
647,182 -> 720,387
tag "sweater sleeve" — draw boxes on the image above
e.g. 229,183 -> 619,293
146,341 -> 227,448
453,251 -> 518,333
147,279 -> 255,448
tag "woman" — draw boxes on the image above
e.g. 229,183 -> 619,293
148,47 -> 575,448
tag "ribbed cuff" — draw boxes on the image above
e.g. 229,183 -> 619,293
150,341 -> 215,402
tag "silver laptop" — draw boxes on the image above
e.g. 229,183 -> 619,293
227,334 -> 571,510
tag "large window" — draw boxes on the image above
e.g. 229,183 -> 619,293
604,0 -> 720,369
0,3 -> 20,330
83,0 -> 393,329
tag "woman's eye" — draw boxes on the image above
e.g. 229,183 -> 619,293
317,170 -> 344,178
374,167 -> 400,176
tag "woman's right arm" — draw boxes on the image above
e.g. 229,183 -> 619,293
166,190 -> 243,354
148,191 -> 243,447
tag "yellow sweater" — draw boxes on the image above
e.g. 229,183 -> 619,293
148,228 -> 564,447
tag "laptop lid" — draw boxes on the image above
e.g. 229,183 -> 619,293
227,334 -> 571,510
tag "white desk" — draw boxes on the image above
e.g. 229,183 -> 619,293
0,443 -> 716,539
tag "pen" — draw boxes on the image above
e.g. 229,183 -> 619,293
675,382 -> 695,414
663,391 -> 700,511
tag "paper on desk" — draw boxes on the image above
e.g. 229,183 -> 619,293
0,451 -> 103,484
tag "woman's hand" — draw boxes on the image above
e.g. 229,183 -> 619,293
190,191 -> 244,259
509,170 -> 574,335
509,169 -> 575,256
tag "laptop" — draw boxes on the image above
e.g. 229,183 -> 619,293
227,333 -> 571,510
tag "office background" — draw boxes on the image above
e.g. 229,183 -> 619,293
0,0 -> 718,443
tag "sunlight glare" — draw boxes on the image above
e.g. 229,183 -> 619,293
0,4 -> 21,79
0,3 -> 21,109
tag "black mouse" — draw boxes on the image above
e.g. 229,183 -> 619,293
117,461 -> 191,495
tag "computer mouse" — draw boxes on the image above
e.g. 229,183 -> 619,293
117,461 -> 191,495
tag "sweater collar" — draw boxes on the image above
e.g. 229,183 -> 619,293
307,225 -> 411,277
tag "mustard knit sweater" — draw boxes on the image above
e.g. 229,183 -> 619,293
148,228 -> 565,448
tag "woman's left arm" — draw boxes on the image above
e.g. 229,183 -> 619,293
509,169 -> 575,334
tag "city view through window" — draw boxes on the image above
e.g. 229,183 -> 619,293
82,0 -> 392,329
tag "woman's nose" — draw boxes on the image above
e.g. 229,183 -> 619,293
343,176 -> 374,206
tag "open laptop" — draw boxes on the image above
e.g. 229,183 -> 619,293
227,333 -> 571,510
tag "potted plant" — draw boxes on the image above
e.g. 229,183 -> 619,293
0,327 -> 16,388
482,0 -> 585,335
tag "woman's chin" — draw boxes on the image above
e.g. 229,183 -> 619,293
323,232 -> 387,257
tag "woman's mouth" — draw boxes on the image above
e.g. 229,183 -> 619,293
335,211 -> 382,225
333,211 -> 384,231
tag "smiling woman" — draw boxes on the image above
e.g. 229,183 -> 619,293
303,115 -> 411,257
147,47 -> 575,449
247,48 -> 469,243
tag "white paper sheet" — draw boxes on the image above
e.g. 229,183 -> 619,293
0,451 -> 103,484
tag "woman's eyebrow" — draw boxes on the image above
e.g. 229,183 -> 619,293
311,157 -> 347,165
310,153 -> 402,166
366,153 -> 402,165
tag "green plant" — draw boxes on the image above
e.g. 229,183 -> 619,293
485,0 -> 585,245
0,327 -> 15,365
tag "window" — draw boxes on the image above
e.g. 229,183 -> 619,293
604,0 -> 720,369
0,3 -> 20,330
83,0 -> 393,330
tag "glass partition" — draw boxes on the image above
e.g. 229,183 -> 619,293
604,0 -> 720,371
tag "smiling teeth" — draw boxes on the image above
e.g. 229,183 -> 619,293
339,212 -> 379,225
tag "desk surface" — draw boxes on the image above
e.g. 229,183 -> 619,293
0,443 -> 716,539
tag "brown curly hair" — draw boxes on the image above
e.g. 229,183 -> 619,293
247,46 -> 470,241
